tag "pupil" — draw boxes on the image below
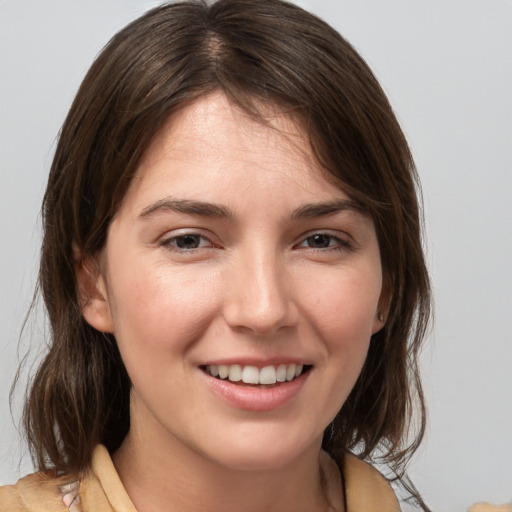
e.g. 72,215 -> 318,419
176,235 -> 200,249
310,234 -> 330,248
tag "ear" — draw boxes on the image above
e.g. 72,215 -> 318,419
74,246 -> 114,333
372,277 -> 392,335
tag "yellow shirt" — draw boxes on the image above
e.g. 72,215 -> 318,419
0,445 -> 400,511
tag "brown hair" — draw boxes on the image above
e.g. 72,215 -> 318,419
22,0 -> 430,505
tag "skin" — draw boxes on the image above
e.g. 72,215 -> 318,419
79,92 -> 388,512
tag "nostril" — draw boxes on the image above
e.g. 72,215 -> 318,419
222,267 -> 298,335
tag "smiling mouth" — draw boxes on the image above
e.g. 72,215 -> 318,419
200,363 -> 312,387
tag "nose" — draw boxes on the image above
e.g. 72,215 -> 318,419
222,247 -> 298,336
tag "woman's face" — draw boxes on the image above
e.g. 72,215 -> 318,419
83,92 -> 387,471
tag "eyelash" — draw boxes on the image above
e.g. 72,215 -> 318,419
159,233 -> 214,252
159,231 -> 353,254
296,232 -> 353,253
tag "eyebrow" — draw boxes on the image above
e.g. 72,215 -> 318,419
138,198 -> 234,220
138,197 -> 364,221
291,199 -> 365,219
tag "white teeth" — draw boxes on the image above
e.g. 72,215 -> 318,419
259,366 -> 277,385
206,363 -> 306,384
218,365 -> 229,379
241,366 -> 259,384
286,363 -> 296,382
228,364 -> 242,382
276,364 -> 287,382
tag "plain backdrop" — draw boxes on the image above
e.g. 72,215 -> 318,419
1,1 -> 511,510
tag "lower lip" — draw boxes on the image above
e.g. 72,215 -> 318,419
203,371 -> 310,412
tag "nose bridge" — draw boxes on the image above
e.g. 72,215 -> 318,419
223,242 -> 295,335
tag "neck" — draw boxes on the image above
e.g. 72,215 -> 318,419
112,418 -> 341,512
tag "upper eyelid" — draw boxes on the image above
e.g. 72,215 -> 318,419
159,228 -> 214,240
157,228 -> 354,247
159,231 -> 217,248
297,235 -> 350,248
297,229 -> 352,242
294,230 -> 358,254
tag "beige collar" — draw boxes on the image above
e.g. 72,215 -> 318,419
83,445 -> 399,512
343,453 -> 400,511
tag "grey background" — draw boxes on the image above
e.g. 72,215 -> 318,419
1,1 -> 511,510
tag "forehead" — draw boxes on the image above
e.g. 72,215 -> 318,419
122,92 -> 350,212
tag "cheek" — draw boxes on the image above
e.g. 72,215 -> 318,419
299,270 -> 381,402
106,261 -> 221,362
302,269 -> 382,343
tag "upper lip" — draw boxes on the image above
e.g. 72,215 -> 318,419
198,357 -> 313,368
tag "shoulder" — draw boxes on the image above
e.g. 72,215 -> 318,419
0,446 -> 132,512
343,453 -> 401,512
0,471 -> 70,512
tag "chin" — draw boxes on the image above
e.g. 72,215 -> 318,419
198,426 -> 322,472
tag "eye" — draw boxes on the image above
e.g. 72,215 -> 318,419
302,234 -> 335,249
160,233 -> 213,251
298,233 -> 351,250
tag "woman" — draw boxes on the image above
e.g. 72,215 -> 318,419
0,0 -> 431,510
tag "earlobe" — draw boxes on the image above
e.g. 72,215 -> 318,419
372,279 -> 392,334
74,248 -> 114,333
372,310 -> 387,334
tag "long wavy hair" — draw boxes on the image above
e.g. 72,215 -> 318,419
20,0 -> 431,507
